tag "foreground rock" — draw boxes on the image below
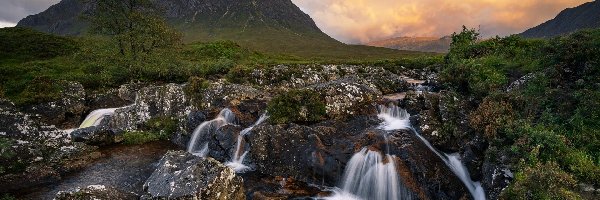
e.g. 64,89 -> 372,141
0,98 -> 100,193
55,185 -> 137,200
142,150 -> 245,200
23,81 -> 87,129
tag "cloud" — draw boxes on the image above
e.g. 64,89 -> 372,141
0,21 -> 17,28
0,0 -> 60,24
292,0 -> 591,43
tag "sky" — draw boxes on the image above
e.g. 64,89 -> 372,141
0,0 -> 591,44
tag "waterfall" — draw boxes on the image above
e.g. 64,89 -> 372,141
79,108 -> 120,128
225,113 -> 269,173
378,104 -> 487,200
187,109 -> 236,157
332,148 -> 413,200
324,105 -> 415,200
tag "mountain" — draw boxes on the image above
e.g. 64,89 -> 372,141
366,36 -> 451,53
17,0 -> 418,57
521,1 -> 600,38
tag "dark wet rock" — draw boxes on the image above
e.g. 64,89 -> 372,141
143,150 -> 245,200
412,92 -> 474,152
461,135 -> 488,181
230,98 -> 268,127
359,129 -> 471,200
71,125 -> 122,146
481,148 -> 514,200
243,175 -> 326,200
86,88 -> 131,112
208,125 -> 242,162
55,185 -> 138,200
248,116 -> 381,186
23,81 -> 87,129
310,78 -> 380,120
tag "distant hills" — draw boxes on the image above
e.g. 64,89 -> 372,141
521,0 -> 600,38
16,0 -> 421,58
366,36 -> 451,53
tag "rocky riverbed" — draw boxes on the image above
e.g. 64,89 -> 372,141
0,64 -> 510,200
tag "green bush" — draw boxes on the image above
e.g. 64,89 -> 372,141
501,162 -> 581,200
267,89 -> 327,124
12,75 -> 64,106
122,131 -> 165,145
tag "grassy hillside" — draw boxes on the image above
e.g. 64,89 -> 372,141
0,27 -> 432,105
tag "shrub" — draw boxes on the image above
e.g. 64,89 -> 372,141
470,98 -> 515,140
501,162 -> 581,200
267,89 -> 327,124
184,76 -> 210,108
0,27 -> 78,63
13,75 -> 63,106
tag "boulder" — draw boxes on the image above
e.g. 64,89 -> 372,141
0,98 -> 100,193
23,81 -> 87,129
143,150 -> 245,200
55,185 -> 137,200
309,78 -> 380,120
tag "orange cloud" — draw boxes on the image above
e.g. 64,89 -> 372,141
292,0 -> 591,43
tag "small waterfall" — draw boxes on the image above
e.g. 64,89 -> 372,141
187,109 -> 236,157
79,108 -> 120,128
331,148 -> 413,200
225,113 -> 269,173
378,104 -> 486,200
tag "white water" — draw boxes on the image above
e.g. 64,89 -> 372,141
187,109 -> 236,157
378,104 -> 486,200
225,113 -> 269,173
79,108 -> 120,128
332,148 -> 413,200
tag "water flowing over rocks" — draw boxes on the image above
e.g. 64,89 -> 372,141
142,150 -> 245,200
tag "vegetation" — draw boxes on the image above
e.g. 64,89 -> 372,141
267,89 -> 327,124
122,116 -> 178,145
441,27 -> 600,198
88,0 -> 181,61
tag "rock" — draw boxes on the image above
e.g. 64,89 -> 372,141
481,148 -> 514,200
86,88 -> 131,112
23,81 -> 87,129
143,150 -> 245,200
0,98 -> 101,193
71,124 -> 122,146
200,81 -> 268,110
413,92 -> 474,152
55,185 -> 138,200
108,84 -> 195,131
310,78 -> 380,120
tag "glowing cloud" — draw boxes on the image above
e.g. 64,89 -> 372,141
292,0 -> 591,43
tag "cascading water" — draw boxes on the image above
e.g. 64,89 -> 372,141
324,105 -> 414,200
225,113 -> 269,173
330,148 -> 414,200
187,109 -> 236,157
378,104 -> 487,200
79,108 -> 120,128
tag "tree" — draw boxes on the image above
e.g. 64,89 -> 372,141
87,0 -> 181,60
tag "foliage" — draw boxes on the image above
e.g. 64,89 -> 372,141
267,89 -> 327,124
0,27 -> 78,63
87,0 -> 182,61
469,97 -> 515,140
501,162 -> 581,200
11,76 -> 64,106
122,131 -> 165,145
123,116 -> 177,145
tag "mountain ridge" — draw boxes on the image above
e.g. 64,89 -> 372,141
520,0 -> 600,38
366,36 -> 451,53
